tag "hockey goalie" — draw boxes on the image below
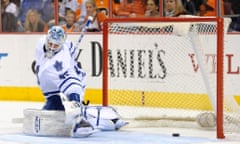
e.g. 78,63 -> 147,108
24,26 -> 128,138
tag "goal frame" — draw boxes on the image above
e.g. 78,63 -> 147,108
102,17 -> 224,139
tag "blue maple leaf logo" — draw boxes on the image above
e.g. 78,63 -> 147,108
54,60 -> 63,71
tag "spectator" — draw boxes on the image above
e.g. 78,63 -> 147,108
77,0 -> 87,25
191,0 -> 204,13
18,0 -> 43,25
129,0 -> 159,17
81,0 -> 107,32
61,10 -> 81,32
164,0 -> 188,17
24,9 -> 48,32
231,0 -> 240,14
232,16 -> 240,32
144,0 -> 159,17
197,0 -> 224,16
41,0 -> 55,27
11,0 -> 21,6
224,0 -> 234,15
197,0 -> 215,16
227,0 -> 240,32
182,0 -> 197,15
112,0 -> 130,17
2,12 -> 18,32
59,0 -> 80,25
1,0 -> 19,17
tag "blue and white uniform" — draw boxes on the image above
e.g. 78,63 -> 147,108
35,30 -> 86,110
33,26 -> 127,137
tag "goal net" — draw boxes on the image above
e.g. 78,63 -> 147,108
102,17 -> 239,138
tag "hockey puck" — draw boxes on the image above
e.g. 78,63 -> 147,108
172,133 -> 180,137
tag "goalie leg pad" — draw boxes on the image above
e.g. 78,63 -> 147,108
23,109 -> 71,137
85,106 -> 128,131
88,117 -> 115,131
23,106 -> 128,137
86,106 -> 120,120
23,109 -> 97,137
59,93 -> 96,137
59,93 -> 83,125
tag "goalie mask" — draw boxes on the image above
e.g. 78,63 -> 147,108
45,26 -> 66,58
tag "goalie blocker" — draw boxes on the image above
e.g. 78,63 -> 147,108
23,106 -> 128,137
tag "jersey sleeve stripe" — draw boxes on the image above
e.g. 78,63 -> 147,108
61,82 -> 83,93
43,90 -> 60,97
59,77 -> 81,88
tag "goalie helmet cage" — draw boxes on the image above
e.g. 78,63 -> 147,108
102,17 -> 231,139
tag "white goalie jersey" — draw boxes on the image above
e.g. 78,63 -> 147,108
35,36 -> 86,101
31,26 -> 128,138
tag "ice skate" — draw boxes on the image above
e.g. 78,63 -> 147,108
71,116 -> 96,138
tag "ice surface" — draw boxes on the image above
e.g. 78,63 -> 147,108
0,101 -> 239,144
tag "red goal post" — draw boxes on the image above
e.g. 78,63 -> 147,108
102,17 -> 230,139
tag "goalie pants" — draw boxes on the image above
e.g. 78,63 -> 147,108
42,95 -> 65,110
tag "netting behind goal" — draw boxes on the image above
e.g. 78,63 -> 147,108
102,17 -> 239,138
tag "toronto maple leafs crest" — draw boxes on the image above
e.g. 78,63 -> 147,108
54,60 -> 63,71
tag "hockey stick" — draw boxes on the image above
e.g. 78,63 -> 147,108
75,16 -> 93,60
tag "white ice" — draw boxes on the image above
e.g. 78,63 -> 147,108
0,101 -> 239,144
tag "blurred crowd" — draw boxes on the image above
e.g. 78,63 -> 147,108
1,0 -> 240,33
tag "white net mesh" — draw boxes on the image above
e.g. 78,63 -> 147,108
103,18 -> 240,135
